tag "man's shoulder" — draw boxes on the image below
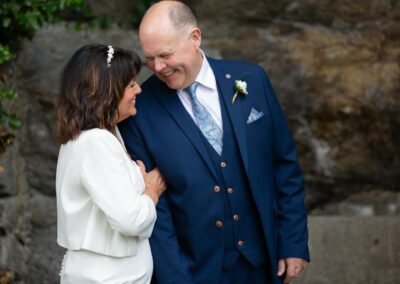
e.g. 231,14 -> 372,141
136,75 -> 169,107
207,56 -> 265,73
141,74 -> 164,91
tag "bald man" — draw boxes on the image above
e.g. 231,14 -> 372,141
119,1 -> 309,284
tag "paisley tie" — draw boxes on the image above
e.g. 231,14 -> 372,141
185,82 -> 223,155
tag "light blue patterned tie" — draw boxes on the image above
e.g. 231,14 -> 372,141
185,82 -> 223,155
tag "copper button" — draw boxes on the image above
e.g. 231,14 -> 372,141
237,240 -> 244,247
220,162 -> 227,168
227,188 -> 233,194
233,214 -> 239,221
215,220 -> 223,228
214,186 -> 221,193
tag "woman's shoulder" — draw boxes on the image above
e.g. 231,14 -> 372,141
68,128 -> 121,154
78,128 -> 116,142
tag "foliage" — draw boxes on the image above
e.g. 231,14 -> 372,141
0,86 -> 19,156
0,87 -> 21,129
0,45 -> 15,65
0,0 -> 90,43
0,0 -> 90,156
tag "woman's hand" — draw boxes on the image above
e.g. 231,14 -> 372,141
137,160 -> 167,205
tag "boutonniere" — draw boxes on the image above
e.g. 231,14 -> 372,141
232,79 -> 248,104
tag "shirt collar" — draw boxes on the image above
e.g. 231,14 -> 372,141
195,50 -> 216,91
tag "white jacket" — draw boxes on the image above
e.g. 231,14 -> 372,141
56,128 -> 156,257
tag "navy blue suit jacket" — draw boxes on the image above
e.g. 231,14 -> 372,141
119,57 -> 309,284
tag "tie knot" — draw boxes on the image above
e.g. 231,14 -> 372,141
185,82 -> 199,98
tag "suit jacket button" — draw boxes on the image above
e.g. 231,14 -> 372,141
233,214 -> 239,221
220,162 -> 227,168
237,240 -> 244,247
227,188 -> 233,194
215,220 -> 223,228
214,186 -> 221,193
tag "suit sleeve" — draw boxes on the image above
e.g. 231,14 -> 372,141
80,132 -> 156,239
119,117 -> 195,284
259,66 -> 310,262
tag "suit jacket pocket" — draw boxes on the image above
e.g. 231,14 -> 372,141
247,116 -> 266,128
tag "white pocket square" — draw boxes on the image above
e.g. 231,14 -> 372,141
247,107 -> 264,124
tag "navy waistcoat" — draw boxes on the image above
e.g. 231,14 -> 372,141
199,93 -> 268,270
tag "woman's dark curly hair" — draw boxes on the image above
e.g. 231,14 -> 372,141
54,44 -> 141,144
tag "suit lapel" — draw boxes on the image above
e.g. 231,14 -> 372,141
153,86 -> 218,181
209,58 -> 250,175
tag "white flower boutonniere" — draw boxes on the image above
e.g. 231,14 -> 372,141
232,80 -> 248,104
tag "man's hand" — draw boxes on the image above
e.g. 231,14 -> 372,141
277,257 -> 308,284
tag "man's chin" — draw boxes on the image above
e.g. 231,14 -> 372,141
165,79 -> 183,90
156,74 -> 183,90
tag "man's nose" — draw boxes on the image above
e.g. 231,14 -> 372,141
154,58 -> 166,72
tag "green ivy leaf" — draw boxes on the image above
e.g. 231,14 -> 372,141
25,11 -> 41,30
7,114 -> 22,130
0,44 -> 15,64
0,90 -> 17,100
2,17 -> 11,28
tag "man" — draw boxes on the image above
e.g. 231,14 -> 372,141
119,1 -> 309,283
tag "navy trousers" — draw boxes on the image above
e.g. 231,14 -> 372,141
218,255 -> 272,284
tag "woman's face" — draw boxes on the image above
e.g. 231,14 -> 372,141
116,79 -> 141,123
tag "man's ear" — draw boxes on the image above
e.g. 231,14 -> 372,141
190,27 -> 202,50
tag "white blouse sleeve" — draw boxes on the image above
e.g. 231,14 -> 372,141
80,131 -> 156,239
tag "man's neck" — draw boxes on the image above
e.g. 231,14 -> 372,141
190,50 -> 205,84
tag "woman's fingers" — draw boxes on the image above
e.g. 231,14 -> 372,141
136,160 -> 146,175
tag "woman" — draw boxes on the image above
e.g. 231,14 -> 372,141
54,44 -> 166,283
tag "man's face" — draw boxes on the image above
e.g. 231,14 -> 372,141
140,27 -> 202,90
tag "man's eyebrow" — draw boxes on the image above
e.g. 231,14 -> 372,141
159,51 -> 172,57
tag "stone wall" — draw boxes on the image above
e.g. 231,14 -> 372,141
194,0 -> 400,213
299,217 -> 400,284
0,0 -> 399,283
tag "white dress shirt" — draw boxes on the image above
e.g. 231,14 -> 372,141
177,51 -> 223,132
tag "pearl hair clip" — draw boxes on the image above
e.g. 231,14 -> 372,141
107,45 -> 114,68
